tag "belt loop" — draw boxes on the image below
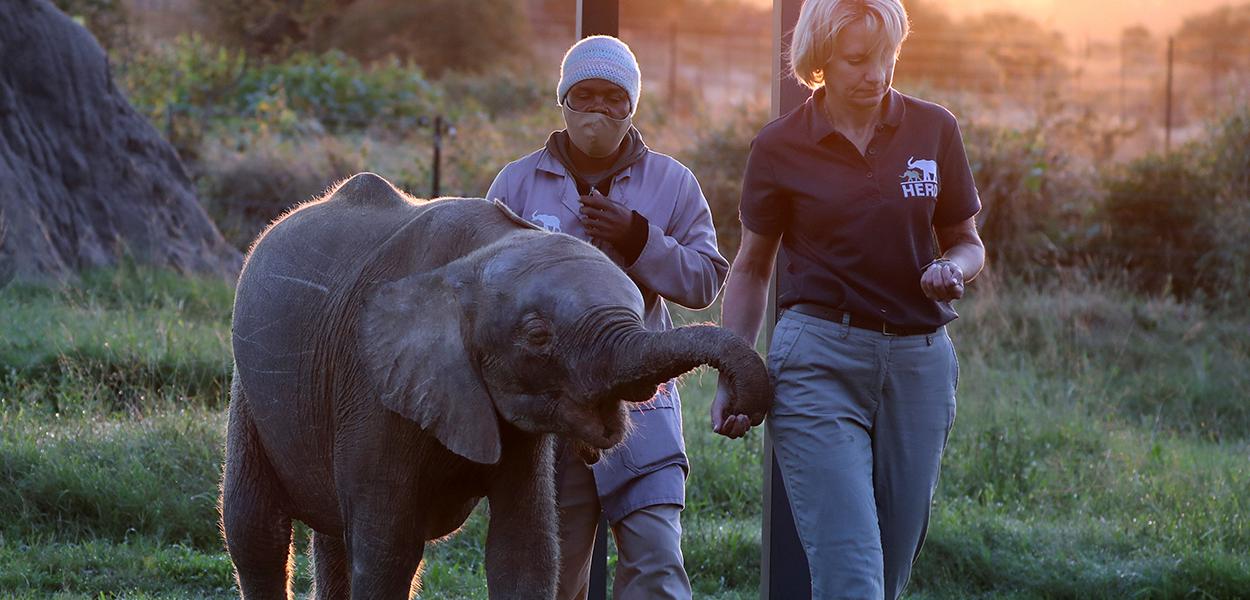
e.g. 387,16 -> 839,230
840,311 -> 851,339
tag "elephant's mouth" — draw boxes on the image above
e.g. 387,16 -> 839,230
566,395 -> 630,450
570,440 -> 604,465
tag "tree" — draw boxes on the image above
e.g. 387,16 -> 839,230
197,0 -> 358,57
894,0 -> 966,89
963,11 -> 1069,99
1173,3 -> 1250,115
325,0 -> 531,76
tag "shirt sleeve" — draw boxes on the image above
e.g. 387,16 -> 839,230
624,168 -> 730,310
612,210 -> 650,266
738,137 -> 789,237
486,166 -> 511,208
934,120 -> 981,227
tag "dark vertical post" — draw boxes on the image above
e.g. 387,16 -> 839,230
1118,34 -> 1125,124
575,5 -> 619,597
669,21 -> 679,113
762,0 -> 811,598
431,115 -> 443,198
577,0 -> 619,38
1165,36 -> 1174,153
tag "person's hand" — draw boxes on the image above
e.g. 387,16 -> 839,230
711,384 -> 754,439
579,189 -> 632,245
921,259 -> 965,301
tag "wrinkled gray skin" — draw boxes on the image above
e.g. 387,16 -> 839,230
222,173 -> 771,599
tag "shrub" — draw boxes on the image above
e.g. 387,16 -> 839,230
51,0 -> 132,53
194,135 -> 369,250
1091,106 -> 1250,304
439,70 -> 550,119
1197,108 -> 1250,306
674,103 -> 769,260
116,35 -> 443,157
962,123 -> 1099,274
325,0 -> 531,77
1094,150 -> 1216,298
195,0 -> 532,77
195,0 -> 346,57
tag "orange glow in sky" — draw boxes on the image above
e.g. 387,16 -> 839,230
743,0 -> 1239,40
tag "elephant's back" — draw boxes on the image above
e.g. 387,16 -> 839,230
230,174 -> 429,515
233,176 -> 425,391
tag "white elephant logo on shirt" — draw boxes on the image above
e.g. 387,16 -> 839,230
906,157 -> 938,183
531,212 -> 562,233
900,157 -> 939,199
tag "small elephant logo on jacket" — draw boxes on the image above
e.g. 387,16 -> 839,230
531,212 -> 562,233
900,156 -> 939,198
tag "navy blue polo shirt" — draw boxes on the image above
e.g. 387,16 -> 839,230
739,87 -> 981,329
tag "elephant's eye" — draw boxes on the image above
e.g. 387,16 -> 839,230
521,317 -> 552,349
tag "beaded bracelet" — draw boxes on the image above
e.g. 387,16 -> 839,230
923,258 -> 964,283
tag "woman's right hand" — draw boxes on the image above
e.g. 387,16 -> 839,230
711,384 -> 754,439
712,228 -> 781,440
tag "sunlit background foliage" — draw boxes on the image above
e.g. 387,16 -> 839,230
4,0 -> 1248,597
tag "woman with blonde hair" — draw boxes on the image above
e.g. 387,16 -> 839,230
712,0 -> 985,597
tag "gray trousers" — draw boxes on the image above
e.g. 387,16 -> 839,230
554,450 -> 692,600
768,310 -> 958,600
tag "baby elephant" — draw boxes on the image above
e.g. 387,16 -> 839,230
222,173 -> 771,599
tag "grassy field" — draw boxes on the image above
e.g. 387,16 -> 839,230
1,265 -> 1247,598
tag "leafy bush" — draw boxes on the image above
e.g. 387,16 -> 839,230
325,0 -> 531,77
52,0 -> 132,52
963,123 -> 1099,273
1091,106 -> 1250,304
1196,108 -> 1250,305
1208,108 -> 1250,198
1094,150 -> 1217,298
194,135 -> 368,250
194,0 -> 532,77
116,35 -> 443,155
674,104 -> 769,260
439,70 -> 550,119
195,0 -> 342,57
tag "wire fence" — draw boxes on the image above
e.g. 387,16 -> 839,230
533,12 -> 1250,161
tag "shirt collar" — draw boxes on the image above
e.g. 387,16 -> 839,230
535,138 -> 639,183
536,146 -> 566,176
805,86 -> 906,144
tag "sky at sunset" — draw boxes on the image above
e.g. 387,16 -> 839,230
746,0 -> 1241,41
928,0 -> 1238,40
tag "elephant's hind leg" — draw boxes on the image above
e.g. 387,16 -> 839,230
311,531 -> 350,600
222,371 -> 295,599
343,498 -> 428,599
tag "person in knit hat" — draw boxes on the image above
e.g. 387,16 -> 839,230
487,35 -> 727,600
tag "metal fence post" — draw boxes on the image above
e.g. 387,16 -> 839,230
1165,37 -> 1174,154
762,1 -> 813,598
431,115 -> 443,198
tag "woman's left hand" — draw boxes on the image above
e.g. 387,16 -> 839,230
921,259 -> 965,301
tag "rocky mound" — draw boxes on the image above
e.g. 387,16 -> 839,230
0,0 -> 241,285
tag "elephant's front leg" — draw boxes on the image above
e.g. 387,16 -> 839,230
485,430 -> 558,599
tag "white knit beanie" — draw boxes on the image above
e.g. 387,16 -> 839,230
556,35 -> 642,116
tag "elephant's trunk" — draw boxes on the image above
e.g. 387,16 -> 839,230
598,324 -> 772,418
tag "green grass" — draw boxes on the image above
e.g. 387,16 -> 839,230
2,267 -> 1248,598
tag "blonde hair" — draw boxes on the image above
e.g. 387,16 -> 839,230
789,0 -> 910,90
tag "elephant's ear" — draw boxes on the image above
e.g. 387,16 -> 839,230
362,271 -> 502,465
492,199 -> 542,231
